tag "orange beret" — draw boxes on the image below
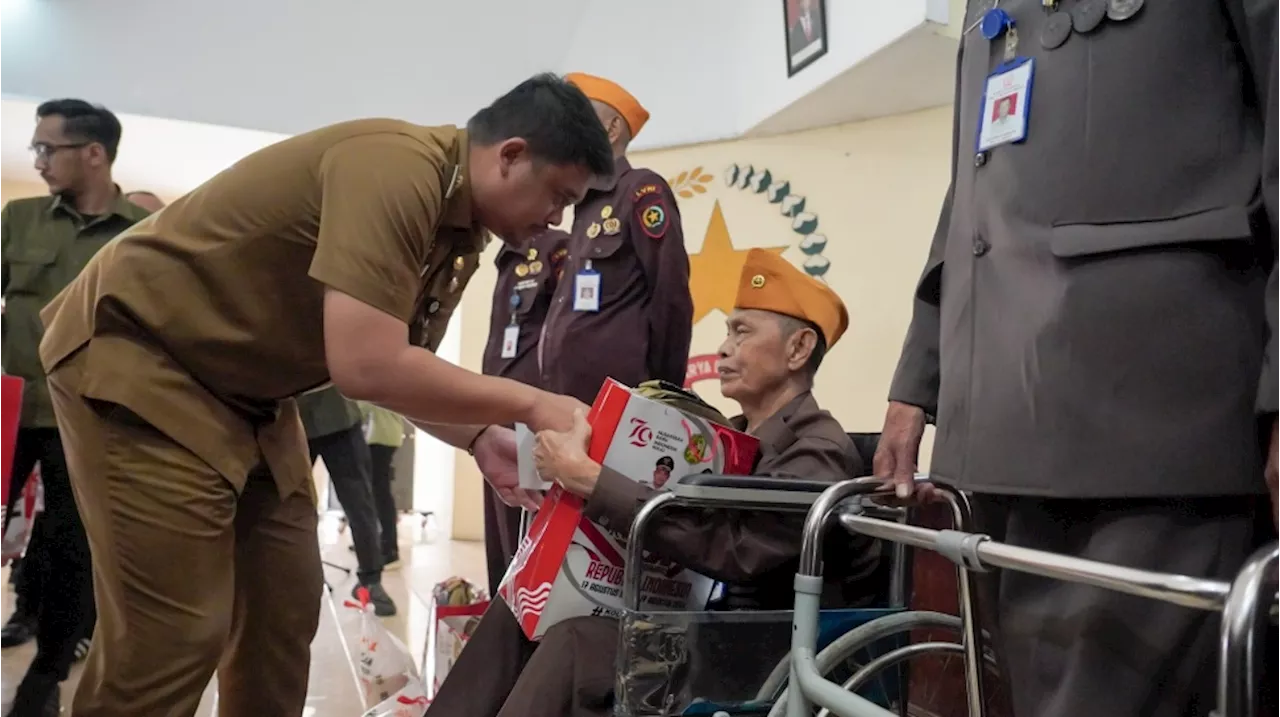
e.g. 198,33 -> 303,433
735,249 -> 849,348
566,72 -> 650,138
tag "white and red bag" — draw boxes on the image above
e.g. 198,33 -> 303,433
499,378 -> 759,640
347,587 -> 425,711
2,467 -> 43,566
428,577 -> 489,695
360,681 -> 430,717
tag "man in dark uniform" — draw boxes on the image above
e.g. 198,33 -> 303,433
876,3 -> 1277,715
36,74 -> 611,717
480,228 -> 571,595
538,73 -> 694,404
427,250 -> 878,717
1,99 -> 151,716
297,385 -> 396,615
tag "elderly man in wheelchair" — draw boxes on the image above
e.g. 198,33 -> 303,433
426,250 -> 891,717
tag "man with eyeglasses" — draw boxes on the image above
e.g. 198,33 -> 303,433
2,98 -> 151,716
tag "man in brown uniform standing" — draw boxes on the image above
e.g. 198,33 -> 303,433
481,228 -> 570,594
876,3 -> 1277,715
37,73 -> 612,717
538,73 -> 694,403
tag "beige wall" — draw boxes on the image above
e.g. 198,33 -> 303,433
449,105 -> 952,540
1,179 -> 46,204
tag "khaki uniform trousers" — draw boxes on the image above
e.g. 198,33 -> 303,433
48,356 -> 324,717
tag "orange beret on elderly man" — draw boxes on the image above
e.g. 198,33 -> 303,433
734,249 -> 849,347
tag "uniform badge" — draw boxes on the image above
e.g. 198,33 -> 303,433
551,247 -> 569,263
637,200 -> 670,240
601,205 -> 613,219
515,263 -> 530,278
527,247 -> 539,261
586,222 -> 602,239
528,260 -> 544,274
602,217 -> 621,236
634,184 -> 660,201
750,274 -> 766,288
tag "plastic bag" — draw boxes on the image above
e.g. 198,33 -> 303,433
429,577 -> 489,695
360,679 -> 430,717
347,587 -> 423,709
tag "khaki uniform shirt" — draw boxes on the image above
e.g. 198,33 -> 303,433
481,229 -> 570,388
1,192 -> 150,428
538,158 -> 694,403
39,120 -> 486,496
584,391 -> 876,610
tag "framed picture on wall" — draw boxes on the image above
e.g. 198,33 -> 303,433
784,0 -> 828,77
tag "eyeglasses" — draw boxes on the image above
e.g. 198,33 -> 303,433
29,142 -> 88,162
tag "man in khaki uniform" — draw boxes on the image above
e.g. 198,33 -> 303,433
1,99 -> 151,716
38,73 -> 613,717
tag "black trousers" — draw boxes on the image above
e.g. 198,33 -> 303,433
5,427 -> 95,679
308,426 -> 382,584
367,444 -> 400,559
971,495 -> 1275,717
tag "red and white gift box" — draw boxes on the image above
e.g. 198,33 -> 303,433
499,378 -> 759,640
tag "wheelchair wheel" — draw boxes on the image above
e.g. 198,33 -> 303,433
763,610 -> 999,717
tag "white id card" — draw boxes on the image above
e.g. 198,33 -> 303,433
573,270 -> 600,312
976,57 -> 1034,152
500,324 -> 519,358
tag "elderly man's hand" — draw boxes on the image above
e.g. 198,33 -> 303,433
874,400 -> 941,504
533,409 -> 601,499
1267,420 -> 1277,529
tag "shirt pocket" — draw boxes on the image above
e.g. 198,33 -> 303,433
5,244 -> 59,295
578,234 -> 631,300
1048,206 -> 1256,259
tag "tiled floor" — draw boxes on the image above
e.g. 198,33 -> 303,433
1,512 -> 489,716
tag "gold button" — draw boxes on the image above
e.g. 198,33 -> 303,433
527,248 -> 538,261
601,205 -> 613,219
453,256 -> 466,271
751,274 -> 766,288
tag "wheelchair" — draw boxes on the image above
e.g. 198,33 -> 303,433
613,436 -> 1279,717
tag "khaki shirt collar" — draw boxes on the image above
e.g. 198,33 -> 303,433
49,184 -> 149,225
731,390 -> 814,453
440,127 -> 489,254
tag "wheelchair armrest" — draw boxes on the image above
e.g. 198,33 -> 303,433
668,473 -> 830,507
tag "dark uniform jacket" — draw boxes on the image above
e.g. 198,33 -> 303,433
1,192 -> 150,428
297,386 -> 362,439
538,157 -> 693,404
584,391 -> 876,609
890,0 -> 1278,498
481,229 -> 570,387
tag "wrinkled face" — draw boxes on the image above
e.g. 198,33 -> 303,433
717,309 -> 812,402
474,138 -> 591,243
31,115 -> 100,195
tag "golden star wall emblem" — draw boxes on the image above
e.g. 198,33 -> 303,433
688,200 -> 788,324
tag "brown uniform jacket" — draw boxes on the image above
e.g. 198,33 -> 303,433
538,157 -> 693,404
583,391 -> 877,610
890,0 -> 1278,498
39,120 -> 486,497
481,229 -> 570,387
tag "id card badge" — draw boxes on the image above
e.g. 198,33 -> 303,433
501,324 -> 519,358
573,260 -> 601,313
976,56 -> 1035,152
